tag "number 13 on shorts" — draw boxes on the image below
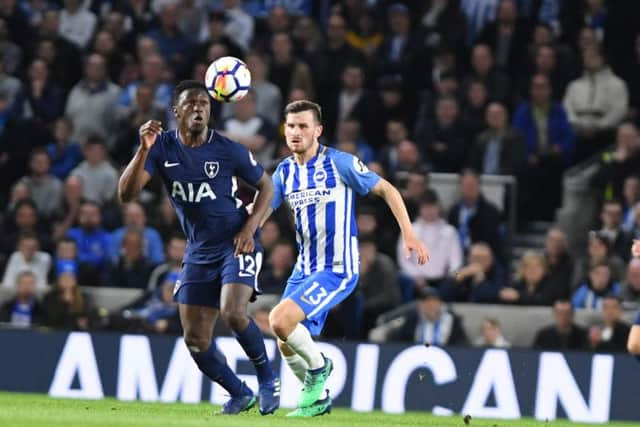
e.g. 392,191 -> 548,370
300,281 -> 328,306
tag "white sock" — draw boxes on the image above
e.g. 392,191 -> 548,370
285,324 -> 325,369
283,353 -> 308,383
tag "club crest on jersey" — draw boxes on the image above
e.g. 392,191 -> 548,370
204,161 -> 219,179
313,169 -> 327,184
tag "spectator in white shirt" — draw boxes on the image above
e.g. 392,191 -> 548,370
71,136 -> 118,205
59,0 -> 97,49
2,232 -> 51,291
397,190 -> 463,289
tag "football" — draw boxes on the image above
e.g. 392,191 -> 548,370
204,56 -> 251,102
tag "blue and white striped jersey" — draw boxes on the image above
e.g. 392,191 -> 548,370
271,145 -> 381,276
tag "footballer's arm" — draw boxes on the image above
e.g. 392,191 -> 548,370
118,148 -> 152,203
118,120 -> 160,202
370,178 -> 430,265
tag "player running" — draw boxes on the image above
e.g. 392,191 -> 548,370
263,100 -> 430,417
118,81 -> 279,415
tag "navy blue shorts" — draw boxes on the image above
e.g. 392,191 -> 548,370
173,243 -> 263,308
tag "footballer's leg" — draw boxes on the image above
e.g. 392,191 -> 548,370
220,247 -> 279,415
175,264 -> 255,414
179,304 -> 255,414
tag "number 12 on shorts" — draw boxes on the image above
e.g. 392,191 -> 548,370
237,253 -> 260,277
300,281 -> 328,306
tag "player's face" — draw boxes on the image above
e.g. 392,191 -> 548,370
284,110 -> 323,154
174,90 -> 210,133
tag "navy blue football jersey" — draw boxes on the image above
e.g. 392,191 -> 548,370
144,129 -> 264,263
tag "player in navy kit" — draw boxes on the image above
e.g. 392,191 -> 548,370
118,81 -> 279,415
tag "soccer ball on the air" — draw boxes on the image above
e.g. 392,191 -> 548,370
204,56 -> 251,102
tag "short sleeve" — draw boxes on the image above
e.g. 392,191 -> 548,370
332,151 -> 381,196
270,165 -> 285,210
234,143 -> 264,186
143,134 -> 162,176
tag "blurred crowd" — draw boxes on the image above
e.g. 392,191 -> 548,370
1,0 -> 640,351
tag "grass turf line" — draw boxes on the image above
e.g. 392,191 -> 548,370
0,392 -> 635,427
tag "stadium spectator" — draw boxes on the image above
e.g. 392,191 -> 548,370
440,242 -> 505,303
291,15 -> 324,66
620,258 -> 640,308
21,58 -> 65,125
477,0 -> 530,75
51,175 -> 83,241
468,102 -> 528,176
268,32 -> 314,106
19,148 -> 63,220
220,90 -> 276,166
260,241 -> 295,295
104,229 -> 155,288
588,296 -> 630,353
500,251 -> 561,306
621,176 -> 640,231
221,0 -> 254,52
465,44 -> 510,105
473,317 -> 511,348
572,230 -> 625,289
533,300 -> 587,350
46,117 -> 83,181
66,200 -> 110,287
563,46 -> 628,162
109,201 -> 165,266
414,95 -> 469,173
324,63 -> 370,142
0,16 -> 22,75
2,199 -> 53,257
572,261 -> 622,310
359,234 -> 401,336
597,200 -> 632,262
398,192 -> 463,290
447,169 -> 503,258
259,220 -> 281,260
117,53 -> 173,110
543,227 -> 575,297
398,170 -> 429,220
147,234 -> 185,291
590,123 -> 640,203
70,136 -> 118,205
51,237 -> 78,281
0,271 -> 45,327
1,232 -> 51,291
59,0 -> 97,49
92,29 -> 125,85
42,272 -> 91,330
64,53 -> 121,144
387,287 -> 468,346
197,11 -> 244,62
461,78 -> 489,137
334,118 -> 375,166
145,2 -> 193,78
513,73 -> 574,220
34,9 -> 82,91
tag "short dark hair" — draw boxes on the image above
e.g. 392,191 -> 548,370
284,100 -> 322,124
172,80 -> 208,106
419,189 -> 440,207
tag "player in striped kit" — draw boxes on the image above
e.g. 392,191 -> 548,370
263,100 -> 429,417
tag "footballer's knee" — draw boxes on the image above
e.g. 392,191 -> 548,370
183,333 -> 211,353
220,306 -> 248,332
269,308 -> 294,340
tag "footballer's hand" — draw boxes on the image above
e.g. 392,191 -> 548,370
403,234 -> 429,265
233,226 -> 255,256
632,240 -> 640,258
139,120 -> 163,151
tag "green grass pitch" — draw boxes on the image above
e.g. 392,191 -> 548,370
0,392 -> 635,427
